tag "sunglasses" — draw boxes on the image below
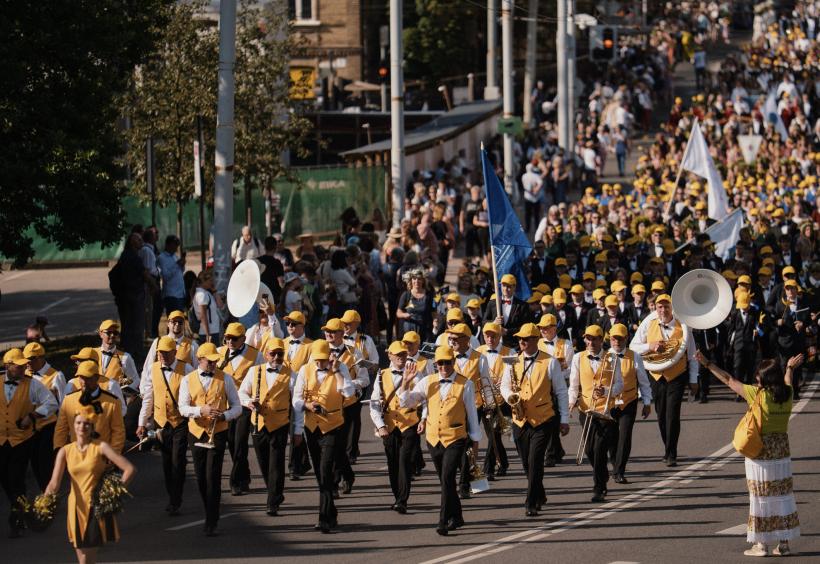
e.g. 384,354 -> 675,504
224,336 -> 240,342
269,351 -> 285,357
103,331 -> 120,337
286,322 -> 302,327
436,360 -> 453,367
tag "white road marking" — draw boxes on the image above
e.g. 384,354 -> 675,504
609,562 -> 641,564
421,378 -> 819,564
166,512 -> 238,531
715,524 -> 747,535
2,271 -> 32,283
38,297 -> 70,313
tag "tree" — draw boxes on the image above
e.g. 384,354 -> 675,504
0,0 -> 172,266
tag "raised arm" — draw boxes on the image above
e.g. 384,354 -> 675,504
694,349 -> 744,396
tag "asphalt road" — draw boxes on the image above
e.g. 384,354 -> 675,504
3,374 -> 817,563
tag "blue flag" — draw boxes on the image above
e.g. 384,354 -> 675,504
480,148 -> 532,301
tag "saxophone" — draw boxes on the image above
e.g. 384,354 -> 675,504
507,358 -> 525,420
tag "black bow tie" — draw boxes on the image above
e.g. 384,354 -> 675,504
331,348 -> 345,355
343,335 -> 355,341
201,371 -> 213,378
456,353 -> 468,359
525,355 -> 538,361
662,325 -> 671,330
617,353 -> 624,358
290,339 -> 301,344
5,380 -> 18,387
544,341 -> 554,346
161,366 -> 173,372
487,349 -> 498,354
589,355 -> 600,361
391,369 -> 403,375
102,351 -> 115,357
439,379 -> 451,384
267,367 -> 279,373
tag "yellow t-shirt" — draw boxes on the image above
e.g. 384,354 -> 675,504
742,384 -> 792,435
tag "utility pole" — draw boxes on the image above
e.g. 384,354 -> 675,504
195,116 -> 206,272
389,0 -> 405,227
522,0 -> 538,126
567,0 -> 576,154
501,0 -> 514,196
556,0 -> 568,150
485,0 -> 499,100
213,0 -> 236,293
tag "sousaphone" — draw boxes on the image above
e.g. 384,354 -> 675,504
227,259 -> 274,318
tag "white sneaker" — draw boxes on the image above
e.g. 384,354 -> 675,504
744,543 -> 769,557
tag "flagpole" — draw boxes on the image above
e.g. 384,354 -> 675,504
481,143 -> 503,321
663,117 -> 699,219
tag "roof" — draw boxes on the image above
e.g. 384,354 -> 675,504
340,99 -> 502,159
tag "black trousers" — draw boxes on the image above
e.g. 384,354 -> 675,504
228,407 -> 252,488
0,439 -> 33,528
524,200 -> 542,233
481,414 -> 508,475
733,349 -> 756,385
579,413 -> 616,493
305,426 -> 340,527
428,438 -> 467,529
346,400 -> 363,461
650,376 -> 687,460
252,424 -> 289,510
545,395 -> 566,464
30,422 -> 56,491
116,296 -> 145,361
513,418 -> 553,510
160,422 -> 188,508
609,400 -> 638,476
287,409 -> 311,475
383,425 -> 419,504
123,395 -> 142,441
188,430 -> 228,528
333,404 -> 357,487
698,366 -> 711,398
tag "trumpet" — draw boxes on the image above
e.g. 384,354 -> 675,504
194,403 -> 219,450
576,351 -> 617,465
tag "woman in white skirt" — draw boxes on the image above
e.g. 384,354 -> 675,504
697,352 -> 803,557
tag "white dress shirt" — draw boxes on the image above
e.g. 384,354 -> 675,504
3,376 -> 58,418
99,347 -> 141,392
137,360 -> 195,427
291,362 -> 355,415
31,363 -> 66,405
611,347 -> 653,405
398,373 -> 483,442
178,368 -> 242,421
326,342 -> 370,394
286,334 -> 307,361
629,314 -> 699,383
567,350 -> 625,408
500,354 -> 570,424
343,332 -> 379,365
541,339 -> 575,379
369,366 -> 428,430
141,335 -> 199,384
238,363 -> 304,434
454,348 -> 493,399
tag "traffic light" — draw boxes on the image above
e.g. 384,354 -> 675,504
590,25 -> 617,61
602,27 -> 615,59
377,60 -> 389,83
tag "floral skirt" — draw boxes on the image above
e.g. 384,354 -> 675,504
745,433 -> 800,544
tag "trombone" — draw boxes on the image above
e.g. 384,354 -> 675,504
576,351 -> 617,465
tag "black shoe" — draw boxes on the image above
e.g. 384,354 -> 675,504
395,503 -> 407,514
662,456 -> 668,465
735,396 -> 743,402
613,474 -> 628,484
332,488 -> 340,499
496,466 -> 508,477
267,506 -> 279,516
700,396 -> 708,404
8,527 -> 23,539
436,526 -> 449,536
591,490 -> 606,502
341,480 -> 353,495
168,504 -> 181,516
290,472 -> 300,481
544,459 -> 556,468
666,458 -> 677,467
204,525 -> 218,537
350,456 -> 358,465
231,485 -> 243,496
525,508 -> 538,517
486,474 -> 496,482
241,482 -> 250,493
315,522 -> 331,534
459,489 -> 471,500
413,469 -> 423,477
447,516 -> 465,531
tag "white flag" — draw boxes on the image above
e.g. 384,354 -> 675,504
680,121 -> 729,221
705,208 -> 744,260
737,134 -> 763,164
764,91 -> 789,139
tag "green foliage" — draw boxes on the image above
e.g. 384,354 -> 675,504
0,0 -> 173,266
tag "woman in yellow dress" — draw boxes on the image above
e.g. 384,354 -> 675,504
45,405 -> 136,564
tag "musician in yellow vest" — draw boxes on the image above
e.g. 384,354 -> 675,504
323,318 -> 369,495
500,324 -> 569,516
401,330 -> 431,477
447,322 -> 492,499
178,342 -> 242,536
94,319 -> 141,394
629,293 -> 698,467
246,301 -> 284,353
370,341 -> 422,514
22,342 -> 65,490
283,311 -> 313,480
292,340 -> 355,534
569,325 -> 624,502
341,310 -> 378,464
536,313 -> 574,467
217,321 -> 263,496
66,347 -> 126,414
2,349 -> 58,538
435,308 -> 481,349
136,336 -> 194,516
607,324 -> 652,484
140,310 -> 199,384
55,361 -> 125,453
476,322 -> 511,480
239,338 -> 299,516
399,346 -> 481,536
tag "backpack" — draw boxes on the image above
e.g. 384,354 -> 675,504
108,261 -> 126,298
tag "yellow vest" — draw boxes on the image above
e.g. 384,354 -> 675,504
616,350 -> 638,405
414,356 -> 429,376
218,344 -> 259,386
285,336 -> 313,372
186,371 -> 229,439
646,318 -> 687,381
425,373 -> 468,447
249,364 -> 292,432
538,338 -> 569,369
96,349 -> 125,385
55,390 -> 124,452
511,352 -> 556,428
31,367 -> 59,429
456,350 -> 484,409
335,346 -> 360,408
380,368 -> 419,433
175,337 -> 194,365
303,363 -> 345,433
578,351 -> 617,413
476,344 -> 509,404
150,362 -> 187,428
0,377 -> 35,446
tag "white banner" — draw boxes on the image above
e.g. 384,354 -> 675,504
193,140 -> 202,198
705,208 -> 745,260
737,134 -> 763,164
681,121 -> 729,221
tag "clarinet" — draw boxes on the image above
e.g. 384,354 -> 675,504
251,364 -> 262,438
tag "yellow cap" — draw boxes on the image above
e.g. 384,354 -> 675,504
694,201 -> 706,211
341,310 -> 362,324
446,308 -> 464,322
604,295 -> 618,307
555,257 -> 568,267
75,360 -> 102,378
611,280 -> 627,293
514,323 -> 540,339
387,341 -> 409,355
265,338 -> 286,353
445,292 -> 461,304
70,347 -> 97,362
570,284 -> 584,294
196,342 -> 221,361
784,279 -> 799,289
592,288 -> 607,301
539,294 -> 553,305
654,293 -> 672,304
595,279 -> 608,289
722,270 -> 737,280
630,271 -> 644,284
225,322 -> 246,337
552,288 -> 567,304
402,331 -> 421,344
534,283 -> 550,294
321,318 -> 344,332
446,323 -> 472,337
500,274 -> 517,286
651,281 -> 666,292
22,342 -> 45,359
99,319 -> 120,332
583,325 -> 604,338
758,267 -> 772,277
760,245 -> 773,255
466,298 -> 482,309
434,346 -> 455,363
483,322 -> 502,335
156,336 -> 177,353
583,271 -> 595,281
558,274 -> 572,289
3,348 -> 28,366
610,323 -> 628,338
782,266 -> 796,276
537,314 -> 557,328
527,292 -> 543,304
283,311 -> 306,325
737,275 -> 752,285
168,310 -> 186,321
311,340 -> 331,360
632,284 -> 646,294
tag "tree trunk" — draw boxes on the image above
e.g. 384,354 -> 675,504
244,180 -> 252,228
176,194 -> 183,247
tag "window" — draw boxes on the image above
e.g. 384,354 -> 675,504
289,0 -> 318,22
